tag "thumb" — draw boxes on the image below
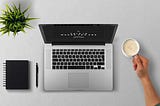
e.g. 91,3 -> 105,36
135,55 -> 143,71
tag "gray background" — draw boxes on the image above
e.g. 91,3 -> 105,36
0,0 -> 160,106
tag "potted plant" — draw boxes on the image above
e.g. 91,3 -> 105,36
0,3 -> 37,36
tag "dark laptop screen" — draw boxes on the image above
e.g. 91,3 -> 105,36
39,24 -> 118,45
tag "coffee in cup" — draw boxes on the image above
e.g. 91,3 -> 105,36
122,38 -> 140,57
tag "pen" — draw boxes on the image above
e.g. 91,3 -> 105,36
36,63 -> 39,88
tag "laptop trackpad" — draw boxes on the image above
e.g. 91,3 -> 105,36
68,73 -> 89,88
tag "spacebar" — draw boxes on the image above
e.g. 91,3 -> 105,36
68,66 -> 85,69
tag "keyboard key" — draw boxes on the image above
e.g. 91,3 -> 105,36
57,62 -> 60,65
90,62 -> 92,65
64,66 -> 67,69
52,66 -> 55,69
86,62 -> 89,65
97,62 -> 104,65
75,62 -> 78,65
53,59 -> 58,61
53,62 -> 56,65
79,62 -> 82,65
68,66 -> 85,69
64,62 -> 67,65
56,66 -> 59,69
100,52 -> 104,54
85,52 -> 88,54
53,55 -> 57,58
91,66 -> 94,69
72,62 -> 74,65
82,62 -> 85,65
86,66 -> 90,69
69,59 -> 73,61
84,59 -> 87,61
68,62 -> 71,65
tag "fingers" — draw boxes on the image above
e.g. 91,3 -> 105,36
134,55 -> 143,71
133,64 -> 137,70
132,57 -> 137,70
138,54 -> 148,62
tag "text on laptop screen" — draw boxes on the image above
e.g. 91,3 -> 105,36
39,24 -> 118,44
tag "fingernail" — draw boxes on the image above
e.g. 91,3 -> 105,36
137,58 -> 140,62
135,55 -> 138,58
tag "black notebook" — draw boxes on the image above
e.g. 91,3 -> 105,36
3,60 -> 29,89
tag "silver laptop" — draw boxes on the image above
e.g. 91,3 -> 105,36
39,24 -> 118,91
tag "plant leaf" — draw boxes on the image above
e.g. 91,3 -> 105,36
22,7 -> 30,14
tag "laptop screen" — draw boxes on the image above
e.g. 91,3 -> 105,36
39,24 -> 118,44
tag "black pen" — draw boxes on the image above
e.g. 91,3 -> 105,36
36,63 -> 39,88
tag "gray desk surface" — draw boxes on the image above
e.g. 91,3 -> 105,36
0,0 -> 160,106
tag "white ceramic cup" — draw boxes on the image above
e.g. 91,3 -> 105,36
121,38 -> 140,57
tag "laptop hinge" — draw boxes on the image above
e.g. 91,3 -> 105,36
105,43 -> 112,46
51,42 -> 105,45
45,44 -> 52,47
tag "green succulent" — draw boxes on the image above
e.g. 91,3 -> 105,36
0,3 -> 37,36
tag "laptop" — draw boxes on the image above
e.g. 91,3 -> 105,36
39,24 -> 118,91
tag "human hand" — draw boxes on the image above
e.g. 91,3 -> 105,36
132,55 -> 149,80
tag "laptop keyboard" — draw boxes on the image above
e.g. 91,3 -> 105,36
52,49 -> 105,70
